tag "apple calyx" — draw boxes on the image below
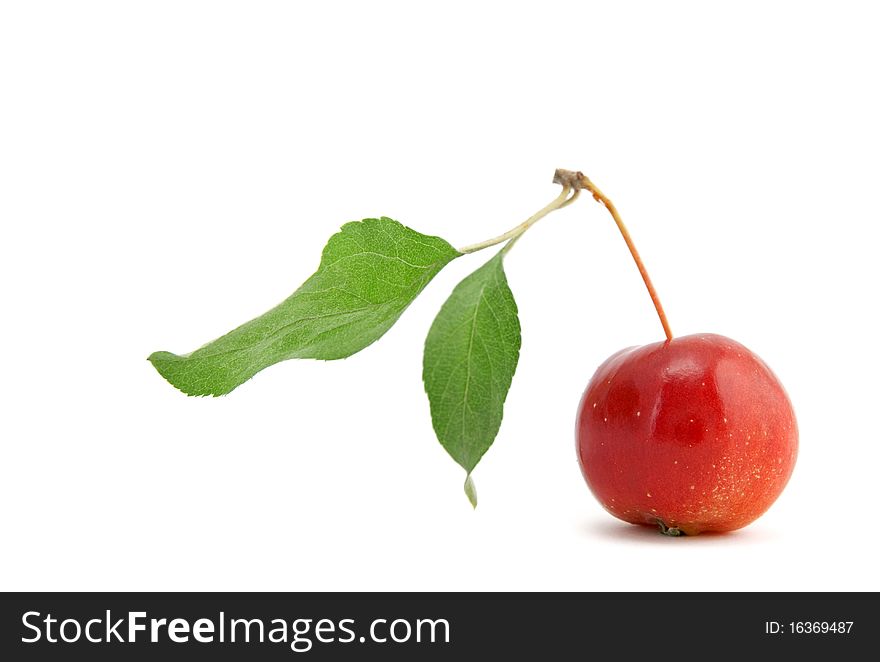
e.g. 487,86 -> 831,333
655,519 -> 683,537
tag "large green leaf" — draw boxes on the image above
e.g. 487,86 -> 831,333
150,217 -> 460,396
422,250 -> 521,505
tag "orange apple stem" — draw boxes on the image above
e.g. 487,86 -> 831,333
556,170 -> 673,342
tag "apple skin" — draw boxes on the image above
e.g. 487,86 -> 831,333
576,333 -> 797,535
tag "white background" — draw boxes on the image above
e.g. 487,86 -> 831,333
2,1 -> 878,592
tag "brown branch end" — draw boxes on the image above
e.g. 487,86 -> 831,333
553,168 -> 591,192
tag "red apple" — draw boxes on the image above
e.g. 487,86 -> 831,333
575,333 -> 797,535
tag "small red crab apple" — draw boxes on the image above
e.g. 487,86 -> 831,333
562,171 -> 798,535
576,334 -> 798,535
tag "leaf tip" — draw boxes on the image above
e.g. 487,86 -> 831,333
147,350 -> 167,364
147,350 -> 221,397
147,350 -> 174,375
464,474 -> 478,509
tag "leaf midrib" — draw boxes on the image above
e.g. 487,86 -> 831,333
445,283 -> 486,453
190,255 -> 447,362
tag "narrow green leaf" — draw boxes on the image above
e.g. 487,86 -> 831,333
422,251 -> 522,501
150,217 -> 460,396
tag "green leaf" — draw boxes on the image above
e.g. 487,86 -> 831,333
150,217 -> 460,396
422,250 -> 522,505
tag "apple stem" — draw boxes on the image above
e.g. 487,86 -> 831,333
555,170 -> 674,342
459,169 -> 673,342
